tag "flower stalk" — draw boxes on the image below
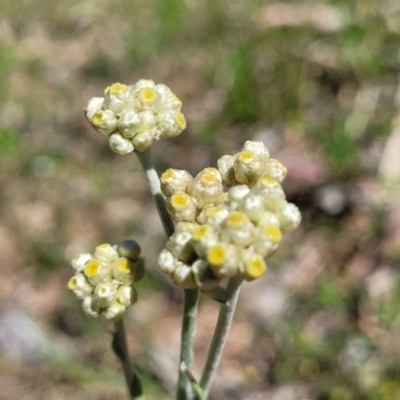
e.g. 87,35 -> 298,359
112,318 -> 144,400
199,276 -> 243,396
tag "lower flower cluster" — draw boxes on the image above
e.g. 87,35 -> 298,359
68,240 -> 144,321
157,141 -> 301,289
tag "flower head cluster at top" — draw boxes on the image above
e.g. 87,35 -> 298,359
157,141 -> 301,289
68,240 -> 144,321
84,80 -> 186,155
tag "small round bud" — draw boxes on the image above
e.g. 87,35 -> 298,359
102,301 -> 126,322
196,206 -> 229,226
82,295 -> 99,318
112,258 -> 134,284
171,262 -> 196,289
85,97 -> 104,122
239,251 -> 267,281
94,243 -> 119,264
117,240 -> 141,261
161,169 -> 193,197
188,172 -> 224,209
242,140 -> 270,162
71,253 -> 92,272
117,285 -> 138,307
254,224 -> 282,257
158,249 -> 178,275
166,230 -> 195,262
132,79 -> 156,93
234,151 -> 267,186
221,211 -> 254,247
93,281 -> 118,309
217,155 -> 238,186
84,259 -> 112,286
207,243 -> 239,278
267,158 -> 287,183
109,133 -> 134,155
238,193 -> 264,222
157,110 -> 186,138
131,128 -> 156,152
191,224 -> 218,258
276,201 -> 301,233
103,83 -> 135,115
251,176 -> 285,211
91,110 -> 118,136
166,192 -> 197,222
118,110 -> 141,138
68,273 -> 93,299
135,87 -> 160,112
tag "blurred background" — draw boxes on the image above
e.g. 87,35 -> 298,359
1,0 -> 400,399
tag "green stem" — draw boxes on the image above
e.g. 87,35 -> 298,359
113,319 -> 144,400
177,288 -> 199,400
199,277 -> 243,397
134,149 -> 200,400
134,149 -> 175,238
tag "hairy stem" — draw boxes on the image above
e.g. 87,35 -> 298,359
199,277 -> 243,396
113,319 -> 144,400
134,149 -> 199,400
177,288 -> 199,400
134,149 -> 175,238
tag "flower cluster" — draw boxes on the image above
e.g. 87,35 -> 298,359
68,240 -> 144,321
157,141 -> 301,288
84,80 -> 186,155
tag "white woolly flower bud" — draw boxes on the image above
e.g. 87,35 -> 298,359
135,87 -> 160,113
91,110 -> 117,136
166,192 -> 197,222
267,158 -> 287,183
239,250 -> 267,281
251,176 -> 285,211
113,257 -> 134,284
221,211 -> 254,247
71,253 -> 92,272
117,285 -> 138,307
226,184 -> 251,210
234,150 -> 267,186
188,172 -> 224,209
157,87 -> 183,111
171,262 -> 196,289
156,110 -> 186,138
118,110 -> 141,138
217,155 -> 238,186
256,211 -> 280,228
160,169 -> 193,197
93,281 -> 118,309
191,224 -> 218,258
82,295 -> 99,318
68,273 -> 93,299
207,243 -> 239,278
94,243 -> 119,264
275,201 -> 301,233
238,193 -> 265,223
131,79 -> 156,93
131,128 -> 156,152
103,83 -> 135,115
85,97 -> 104,122
166,230 -> 195,262
109,133 -> 134,155
254,223 -> 282,258
200,168 -> 223,183
192,259 -> 220,290
84,259 -> 112,286
158,249 -> 178,275
102,302 -> 126,322
196,206 -> 229,226
242,140 -> 270,162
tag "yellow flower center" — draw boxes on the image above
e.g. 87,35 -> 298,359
227,211 -> 247,228
117,259 -> 131,274
192,225 -> 212,241
264,224 -> 282,243
139,87 -> 158,103
238,150 -> 256,162
105,83 -> 127,95
84,259 -> 101,277
171,193 -> 190,209
91,111 -> 104,127
245,256 -> 266,279
208,244 -> 227,266
174,112 -> 186,130
259,176 -> 277,185
68,276 -> 78,290
161,169 -> 175,182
